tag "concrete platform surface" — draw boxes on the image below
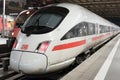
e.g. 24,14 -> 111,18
0,37 -> 8,45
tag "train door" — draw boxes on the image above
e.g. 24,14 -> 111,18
84,22 -> 96,50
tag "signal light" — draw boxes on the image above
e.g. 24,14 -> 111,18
36,41 -> 50,53
11,32 -> 14,36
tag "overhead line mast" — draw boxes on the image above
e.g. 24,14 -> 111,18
2,0 -> 6,37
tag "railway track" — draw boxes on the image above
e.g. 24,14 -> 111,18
0,53 -> 10,68
0,35 -> 116,80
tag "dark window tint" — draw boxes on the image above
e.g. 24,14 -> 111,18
99,25 -> 105,33
61,22 -> 96,40
99,25 -> 110,33
86,23 -> 95,35
21,6 -> 69,34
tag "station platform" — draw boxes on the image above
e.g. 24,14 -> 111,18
61,34 -> 120,80
0,37 -> 11,53
0,37 -> 8,45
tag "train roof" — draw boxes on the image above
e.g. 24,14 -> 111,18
55,3 -> 119,28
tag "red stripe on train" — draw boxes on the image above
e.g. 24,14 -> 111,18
92,33 -> 110,41
52,40 -> 86,51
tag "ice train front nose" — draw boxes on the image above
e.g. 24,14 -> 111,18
10,51 -> 47,74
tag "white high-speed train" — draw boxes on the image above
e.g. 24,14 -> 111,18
10,3 -> 120,74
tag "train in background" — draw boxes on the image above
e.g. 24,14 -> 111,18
6,9 -> 37,49
11,9 -> 37,38
10,3 -> 120,75
0,15 -> 15,36
11,9 -> 36,38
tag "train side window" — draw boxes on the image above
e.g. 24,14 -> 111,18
78,23 -> 87,36
99,25 -> 105,33
107,26 -> 110,32
61,22 -> 87,40
99,25 -> 110,33
86,23 -> 95,35
111,27 -> 113,32
107,26 -> 109,32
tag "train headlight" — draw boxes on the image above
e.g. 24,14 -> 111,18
11,32 -> 14,36
35,41 -> 50,53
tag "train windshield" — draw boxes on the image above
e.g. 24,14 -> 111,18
21,6 -> 69,35
15,10 -> 35,28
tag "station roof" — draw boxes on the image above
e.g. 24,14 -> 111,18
56,0 -> 120,18
56,0 -> 120,26
1,0 -> 120,18
0,0 -> 120,25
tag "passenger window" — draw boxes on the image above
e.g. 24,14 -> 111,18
61,22 -> 87,40
99,25 -> 105,33
108,27 -> 110,32
86,23 -> 95,35
99,25 -> 110,33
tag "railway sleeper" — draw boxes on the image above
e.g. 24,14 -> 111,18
0,53 -> 10,59
1,57 -> 9,71
0,62 -> 2,68
0,71 -> 18,80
